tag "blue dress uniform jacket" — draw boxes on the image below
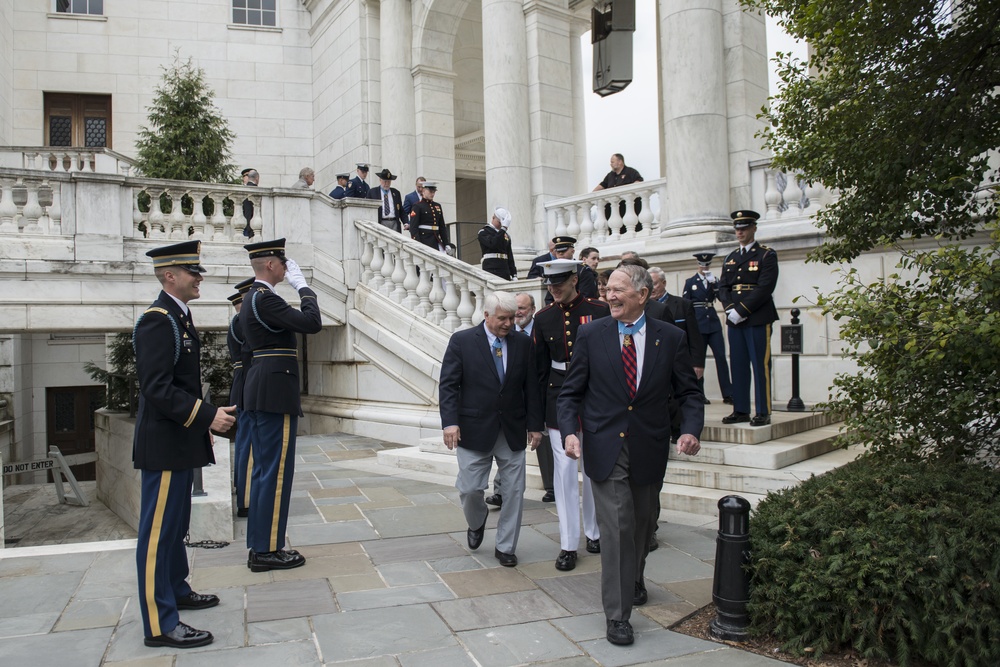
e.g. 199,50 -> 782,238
717,242 -> 779,327
346,176 -> 370,198
683,274 -> 724,335
438,327 -> 543,453
526,252 -> 554,279
132,291 -> 216,470
242,284 -> 323,416
409,198 -> 450,249
478,225 -> 517,280
227,313 -> 247,408
533,294 -> 610,427
329,185 -> 347,200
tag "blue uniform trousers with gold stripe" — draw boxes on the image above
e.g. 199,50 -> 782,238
246,411 -> 297,552
728,323 -> 772,417
136,469 -> 194,639
234,408 -> 253,513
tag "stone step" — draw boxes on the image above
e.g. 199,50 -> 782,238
700,405 -> 838,445
659,483 -> 767,516
670,424 -> 842,470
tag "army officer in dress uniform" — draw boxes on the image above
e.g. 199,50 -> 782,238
227,277 -> 255,518
682,253 -> 733,405
133,241 -> 236,649
409,181 -> 451,252
532,258 -> 609,572
717,210 -> 779,426
479,207 -> 517,280
242,238 -> 323,571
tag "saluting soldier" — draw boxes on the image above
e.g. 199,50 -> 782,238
717,210 -> 779,426
479,207 -> 517,280
242,238 -> 322,571
133,241 -> 236,650
682,253 -> 733,405
408,181 -> 451,252
227,277 -> 255,518
532,258 -> 609,572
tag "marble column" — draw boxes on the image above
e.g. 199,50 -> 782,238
412,64 -> 458,222
659,0 -> 731,234
570,17 -> 589,198
380,0 -> 417,178
482,0 -> 532,244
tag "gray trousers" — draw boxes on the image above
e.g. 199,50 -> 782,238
590,439 -> 660,622
456,432 -> 525,554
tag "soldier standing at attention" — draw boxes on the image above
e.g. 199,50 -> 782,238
133,240 -> 236,649
532,258 -> 609,571
682,253 -> 733,405
409,181 -> 451,252
479,207 -> 517,280
242,239 -> 323,571
227,277 -> 255,518
718,210 -> 779,426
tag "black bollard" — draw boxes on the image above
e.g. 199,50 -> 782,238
786,308 -> 805,411
192,467 -> 207,497
710,495 -> 751,641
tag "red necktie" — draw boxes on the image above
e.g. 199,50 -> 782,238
622,330 -> 637,399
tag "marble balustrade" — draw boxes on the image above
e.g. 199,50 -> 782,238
130,179 -> 262,243
0,146 -> 138,176
748,159 -> 836,221
544,178 -> 666,247
0,171 -> 62,235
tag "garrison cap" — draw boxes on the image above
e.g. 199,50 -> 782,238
731,210 -> 760,229
552,236 -> 577,251
540,258 -> 581,285
693,252 -> 716,265
146,240 -> 206,274
244,237 -> 286,260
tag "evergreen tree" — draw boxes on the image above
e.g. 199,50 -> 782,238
135,54 -> 236,183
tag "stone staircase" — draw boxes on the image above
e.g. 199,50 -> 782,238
376,404 -> 858,516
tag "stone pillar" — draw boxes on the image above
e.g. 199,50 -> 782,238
660,0 -> 731,234
380,0 -> 417,179
482,0 -> 532,244
570,18 -> 589,197
412,65 -> 458,222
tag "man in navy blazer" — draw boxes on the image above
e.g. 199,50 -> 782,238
402,176 -> 426,222
439,292 -> 544,567
558,264 -> 704,646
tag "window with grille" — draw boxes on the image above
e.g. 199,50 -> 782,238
233,0 -> 277,27
44,93 -> 112,148
55,0 -> 104,15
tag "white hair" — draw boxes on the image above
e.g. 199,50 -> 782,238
483,292 -> 517,316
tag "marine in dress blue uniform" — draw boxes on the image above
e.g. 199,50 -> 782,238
682,253 -> 733,404
478,207 -> 517,280
242,238 -> 323,571
133,241 -> 236,649
329,172 -> 350,199
532,259 -> 609,572
227,277 -> 255,518
717,211 -> 779,426
345,163 -> 370,198
408,181 -> 451,251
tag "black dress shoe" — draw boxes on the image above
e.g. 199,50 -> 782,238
648,533 -> 659,552
703,397 -> 711,405
541,491 -> 555,503
249,549 -> 306,572
722,411 -> 750,424
176,592 -> 220,610
495,548 -> 518,567
633,581 -> 648,606
247,548 -> 300,569
236,508 -> 249,518
586,538 -> 601,554
606,619 -> 634,646
144,621 -> 214,649
723,396 -> 734,405
467,519 -> 487,550
750,414 -> 771,426
555,550 -> 577,571
485,494 -> 503,508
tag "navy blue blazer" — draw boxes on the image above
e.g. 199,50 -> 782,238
556,316 -> 704,485
439,325 -> 543,453
402,190 -> 421,219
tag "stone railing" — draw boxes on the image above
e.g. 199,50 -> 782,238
0,170 -> 63,234
748,158 -> 837,221
129,178 -> 263,243
356,219 -> 526,332
544,177 -> 665,247
0,146 -> 138,176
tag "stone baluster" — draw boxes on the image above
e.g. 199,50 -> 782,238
656,180 -> 668,234
606,197 -> 623,240
592,201 -> 608,243
577,202 -> 593,247
168,191 -> 187,239
804,180 -> 824,213
455,277 -> 475,329
147,192 -> 166,238
133,188 -> 145,237
46,180 -> 62,234
370,241 -> 386,291
83,152 -> 96,173
427,266 -> 446,326
621,193 -> 639,237
190,191 -> 208,239
565,204 -> 580,239
637,190 -> 654,235
229,194 -> 245,241
414,255 -> 433,318
23,152 -> 38,170
360,235 -> 375,285
554,207 -> 567,237
379,243 -> 395,296
763,169 -> 782,220
0,179 -> 17,234
402,252 -> 420,311
470,282 -> 485,327
249,195 -> 263,237
21,180 -> 44,234
441,271 -> 461,331
783,172 -> 804,218
389,244 -> 407,303
209,193 -> 229,241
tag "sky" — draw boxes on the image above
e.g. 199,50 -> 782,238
581,3 -> 808,186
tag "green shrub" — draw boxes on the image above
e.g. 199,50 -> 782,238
748,456 -> 1000,666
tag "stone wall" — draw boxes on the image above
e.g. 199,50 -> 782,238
0,0 -> 12,145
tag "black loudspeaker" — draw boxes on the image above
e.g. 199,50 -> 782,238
592,0 -> 636,43
593,29 -> 633,97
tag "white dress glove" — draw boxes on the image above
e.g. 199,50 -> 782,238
703,271 -> 716,283
285,258 -> 308,291
727,309 -> 746,325
501,218 -> 511,230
